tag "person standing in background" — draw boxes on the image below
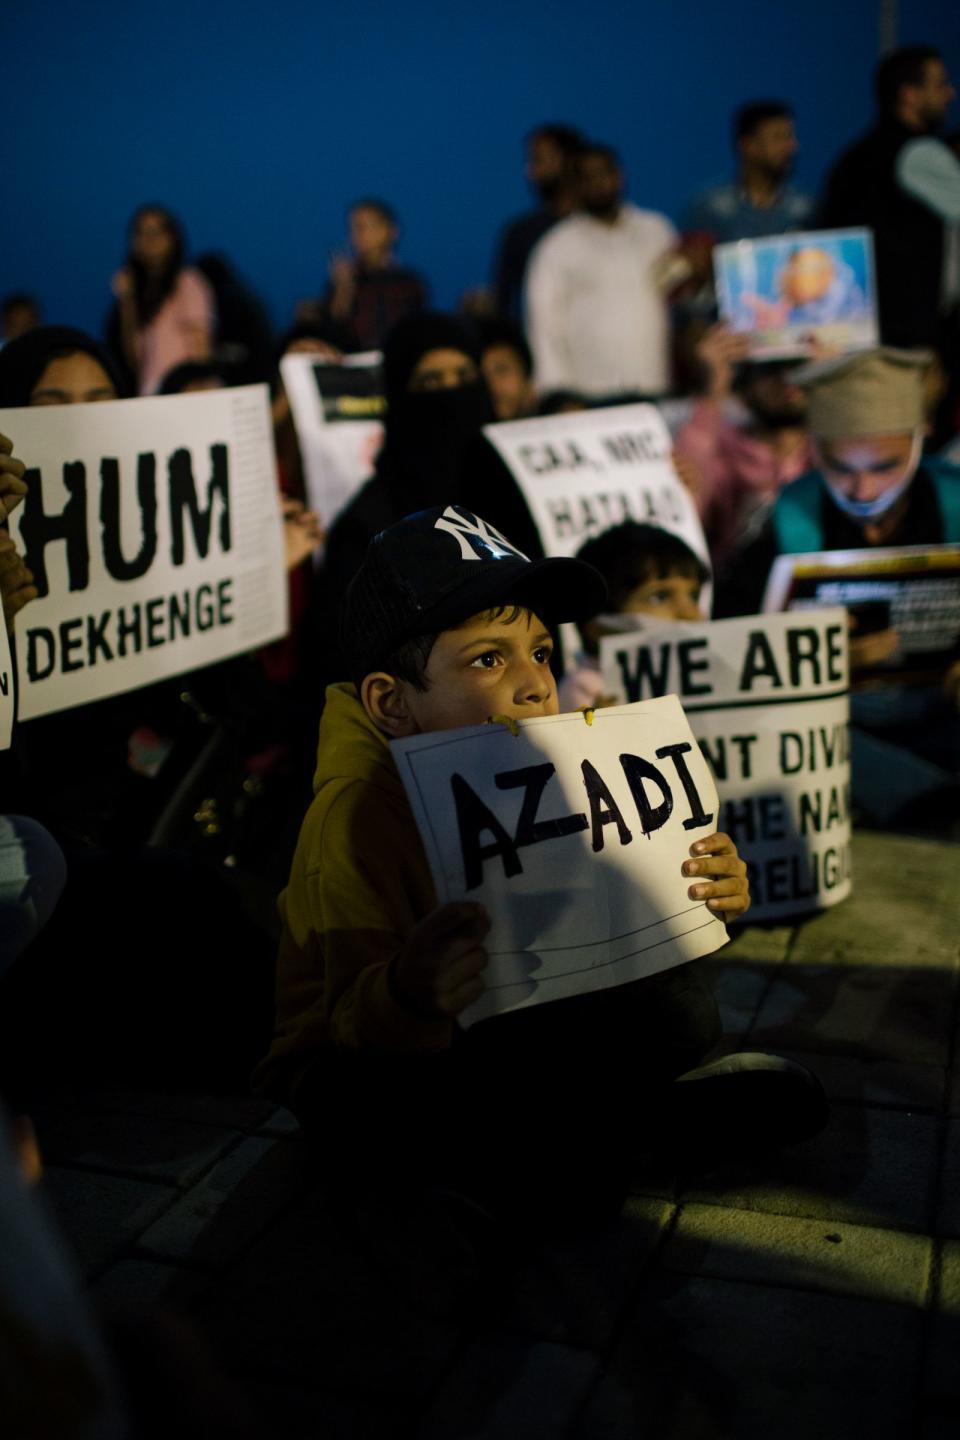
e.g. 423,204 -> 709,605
108,205 -> 215,395
492,124 -> 585,324
526,143 -> 677,400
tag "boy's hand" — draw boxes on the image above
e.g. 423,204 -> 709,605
0,433 -> 28,520
682,832 -> 750,919
391,902 -> 491,1020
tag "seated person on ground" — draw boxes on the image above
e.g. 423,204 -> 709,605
255,505 -> 825,1225
717,347 -> 960,826
558,523 -> 709,712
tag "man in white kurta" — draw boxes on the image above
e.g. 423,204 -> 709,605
526,144 -> 678,399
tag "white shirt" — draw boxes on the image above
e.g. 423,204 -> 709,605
525,203 -> 677,398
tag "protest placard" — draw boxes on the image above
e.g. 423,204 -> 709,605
764,544 -> 960,685
714,227 -> 878,359
600,609 -> 851,921
0,621 -> 13,750
393,696 -> 726,1027
281,351 -> 384,525
4,385 -> 287,720
484,403 -> 711,585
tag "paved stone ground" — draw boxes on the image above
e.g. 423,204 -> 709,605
31,829 -> 960,1439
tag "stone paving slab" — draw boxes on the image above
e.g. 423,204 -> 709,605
577,1273 -> 923,1440
419,1338 -> 600,1440
663,1201 -> 932,1306
921,1243 -> 960,1430
39,1087 -> 278,1133
935,1119 -> 960,1238
242,1382 -> 416,1439
714,924 -> 794,966
706,962 -> 773,1033
136,1136 -> 312,1267
91,1256 -> 211,1310
193,1191 -> 461,1398
684,1103 -> 940,1232
35,1108 -> 242,1188
501,1198 -> 672,1350
42,1167 -> 177,1277
749,964 -> 957,1065
768,1048 -> 946,1111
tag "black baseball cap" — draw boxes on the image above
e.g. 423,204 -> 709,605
340,505 -> 607,683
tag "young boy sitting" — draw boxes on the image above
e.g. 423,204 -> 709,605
559,521 -> 710,712
255,505 -> 824,1221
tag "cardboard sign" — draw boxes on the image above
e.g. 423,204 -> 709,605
764,544 -> 960,685
281,351 -> 384,524
714,227 -> 878,359
0,620 -> 13,750
600,610 -> 851,921
393,696 -> 727,1027
484,403 -> 711,593
4,386 -> 288,720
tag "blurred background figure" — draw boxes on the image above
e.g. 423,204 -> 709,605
107,204 -> 215,395
299,198 -> 428,352
475,316 -> 538,421
820,46 -> 958,349
685,101 -> 813,246
1,294 -> 42,347
526,142 -> 677,400
195,252 -> 275,385
492,123 -> 585,323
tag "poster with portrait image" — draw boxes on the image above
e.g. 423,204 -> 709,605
714,227 -> 878,360
393,696 -> 726,1027
763,544 -> 960,685
599,609 -> 852,921
4,385 -> 288,720
280,351 -> 385,526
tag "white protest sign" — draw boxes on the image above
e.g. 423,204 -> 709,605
393,696 -> 727,1027
484,403 -> 711,601
4,386 -> 288,720
0,620 -> 13,750
600,610 -> 851,921
281,351 -> 384,525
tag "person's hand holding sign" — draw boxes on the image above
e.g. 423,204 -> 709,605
0,531 -> 38,635
0,433 -> 28,520
682,832 -> 750,919
390,902 -> 491,1019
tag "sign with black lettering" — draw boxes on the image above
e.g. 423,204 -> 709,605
0,621 -> 13,749
764,544 -> 960,686
4,386 -> 287,720
393,696 -> 726,1026
600,610 -> 851,920
281,352 -> 384,525
484,403 -> 710,590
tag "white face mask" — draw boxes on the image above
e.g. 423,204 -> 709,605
821,430 -> 923,522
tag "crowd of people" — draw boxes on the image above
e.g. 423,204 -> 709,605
1,40 -> 959,1432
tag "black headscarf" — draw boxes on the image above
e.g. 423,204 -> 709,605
376,311 -> 493,514
0,326 -> 129,408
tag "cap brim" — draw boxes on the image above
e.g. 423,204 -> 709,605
421,554 -> 608,635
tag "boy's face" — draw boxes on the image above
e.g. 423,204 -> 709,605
366,608 -> 558,737
623,573 -> 702,621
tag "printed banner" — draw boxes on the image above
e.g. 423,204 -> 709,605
714,227 -> 878,359
484,403 -> 711,596
4,385 -> 288,720
764,544 -> 960,685
0,619 -> 13,750
393,696 -> 727,1027
280,351 -> 384,524
600,610 -> 851,920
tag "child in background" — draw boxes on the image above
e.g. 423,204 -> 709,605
559,522 -> 710,711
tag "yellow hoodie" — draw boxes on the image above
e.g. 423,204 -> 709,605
253,683 -> 453,1107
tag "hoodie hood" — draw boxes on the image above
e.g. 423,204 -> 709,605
314,682 -> 400,798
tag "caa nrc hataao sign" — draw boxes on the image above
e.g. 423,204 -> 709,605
484,402 -> 710,577
600,610 -> 851,920
393,696 -> 727,1027
5,386 -> 288,720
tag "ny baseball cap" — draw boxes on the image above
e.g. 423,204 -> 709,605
340,505 -> 607,683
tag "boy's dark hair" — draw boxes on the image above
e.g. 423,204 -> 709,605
350,197 -> 398,227
2,293 -> 39,321
527,124 -> 585,157
573,523 -> 708,646
355,606 -> 525,693
473,316 -> 533,377
734,101 -> 793,145
578,141 -> 621,169
875,46 -> 941,117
